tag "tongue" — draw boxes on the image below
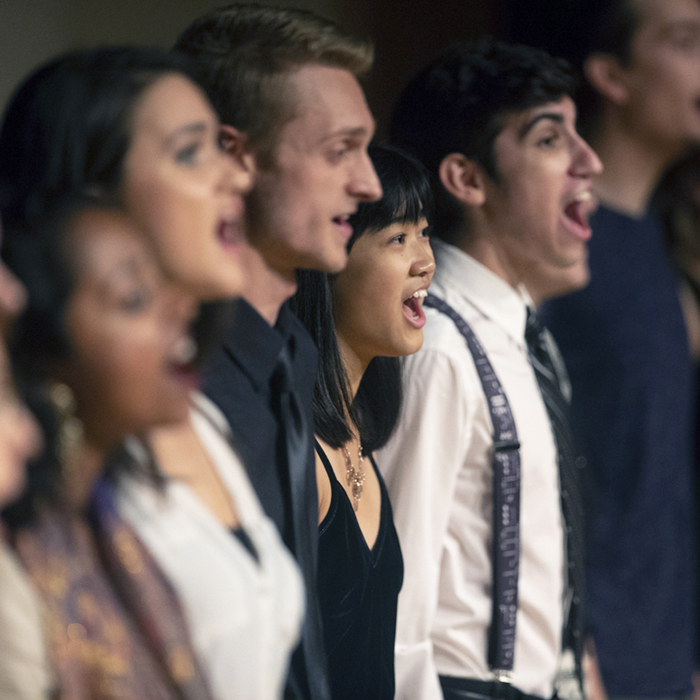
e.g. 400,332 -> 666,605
564,201 -> 585,228
218,221 -> 240,246
403,297 -> 427,326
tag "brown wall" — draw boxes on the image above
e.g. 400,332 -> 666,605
0,0 -> 499,133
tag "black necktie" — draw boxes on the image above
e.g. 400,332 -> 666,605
274,340 -> 331,700
275,340 -> 308,551
525,309 -> 585,686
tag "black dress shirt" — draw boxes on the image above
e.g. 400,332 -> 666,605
202,298 -> 330,700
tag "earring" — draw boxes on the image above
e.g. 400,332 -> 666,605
48,382 -> 83,471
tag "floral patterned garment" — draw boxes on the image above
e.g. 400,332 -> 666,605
12,487 -> 212,700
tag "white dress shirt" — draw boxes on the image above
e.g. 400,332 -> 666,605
377,240 -> 564,699
116,393 -> 304,700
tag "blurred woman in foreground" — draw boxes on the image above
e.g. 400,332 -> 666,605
0,217 -> 48,699
0,48 -> 303,700
3,198 -> 210,699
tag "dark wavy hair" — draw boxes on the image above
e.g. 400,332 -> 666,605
1,196 -> 114,526
290,143 -> 432,452
391,36 -> 576,245
0,46 -> 197,232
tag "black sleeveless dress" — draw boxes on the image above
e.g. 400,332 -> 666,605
315,441 -> 404,700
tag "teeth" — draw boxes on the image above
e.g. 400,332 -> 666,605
575,191 -> 592,203
412,289 -> 428,299
172,335 -> 197,364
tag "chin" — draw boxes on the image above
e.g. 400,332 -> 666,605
0,467 -> 27,508
535,268 -> 590,303
318,249 -> 349,275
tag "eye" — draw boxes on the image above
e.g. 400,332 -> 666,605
328,146 -> 349,163
175,142 -> 200,165
668,26 -> 700,51
537,133 -> 560,148
420,226 -> 431,239
120,287 -> 153,312
390,233 -> 406,244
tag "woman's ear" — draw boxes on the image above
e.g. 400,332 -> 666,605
584,53 -> 630,105
438,153 -> 487,207
219,124 -> 256,178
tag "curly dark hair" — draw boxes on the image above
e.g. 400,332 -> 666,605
391,36 -> 577,245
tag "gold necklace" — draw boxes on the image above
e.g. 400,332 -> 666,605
342,442 -> 365,511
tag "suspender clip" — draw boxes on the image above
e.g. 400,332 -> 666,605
493,439 -> 521,453
493,669 -> 514,684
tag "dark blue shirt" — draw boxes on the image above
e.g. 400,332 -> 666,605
542,206 -> 696,697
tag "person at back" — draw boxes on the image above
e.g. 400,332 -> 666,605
508,0 -> 700,696
379,37 -> 602,700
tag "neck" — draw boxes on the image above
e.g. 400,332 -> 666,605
460,228 -> 520,290
337,334 -> 369,402
67,440 -> 105,511
591,109 -> 687,217
241,245 -> 297,326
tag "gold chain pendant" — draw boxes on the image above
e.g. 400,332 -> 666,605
342,443 -> 365,511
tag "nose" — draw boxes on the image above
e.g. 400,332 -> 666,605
411,241 -> 436,280
16,404 -> 42,463
570,134 -> 603,178
0,262 -> 26,332
348,150 -> 383,203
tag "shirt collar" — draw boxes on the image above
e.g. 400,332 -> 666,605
431,238 -> 530,349
221,298 -> 285,393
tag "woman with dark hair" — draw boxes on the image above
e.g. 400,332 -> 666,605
3,197 -> 212,699
0,46 -> 250,301
290,143 -> 435,700
0,50 -> 304,700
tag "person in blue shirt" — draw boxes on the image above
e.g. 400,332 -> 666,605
509,0 -> 700,697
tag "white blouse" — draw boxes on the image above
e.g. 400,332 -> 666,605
116,393 -> 304,700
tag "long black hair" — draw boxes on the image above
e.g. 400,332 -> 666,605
0,47 -> 197,232
290,143 -> 432,453
1,195 -> 114,526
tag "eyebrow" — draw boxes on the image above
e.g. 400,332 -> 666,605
164,122 -> 209,148
104,256 -> 146,287
322,124 -> 375,143
518,112 -> 565,140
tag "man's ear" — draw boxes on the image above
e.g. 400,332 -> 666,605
219,124 -> 256,176
584,53 -> 629,105
439,153 -> 487,207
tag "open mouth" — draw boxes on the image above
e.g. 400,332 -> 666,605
168,361 -> 200,391
402,289 -> 428,329
563,192 -> 594,240
217,218 -> 243,249
332,214 -> 353,239
167,335 -> 200,390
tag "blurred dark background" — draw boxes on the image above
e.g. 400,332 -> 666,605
0,0 -> 516,136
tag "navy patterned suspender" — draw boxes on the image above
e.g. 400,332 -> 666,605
424,293 -> 521,680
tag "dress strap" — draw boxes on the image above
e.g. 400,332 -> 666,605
314,439 -> 337,483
